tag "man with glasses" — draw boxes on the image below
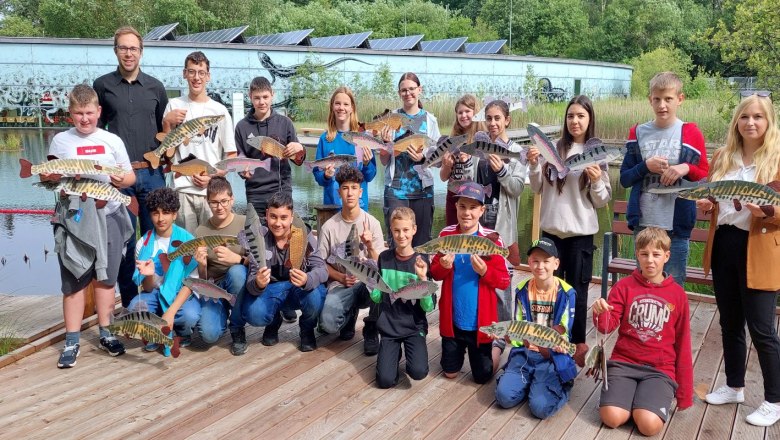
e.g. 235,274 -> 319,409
193,177 -> 248,349
164,51 -> 236,231
94,26 -> 169,307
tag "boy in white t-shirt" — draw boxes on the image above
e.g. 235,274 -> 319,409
163,51 -> 236,231
46,84 -> 136,368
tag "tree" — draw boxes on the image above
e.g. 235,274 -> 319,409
630,47 -> 693,97
0,15 -> 41,36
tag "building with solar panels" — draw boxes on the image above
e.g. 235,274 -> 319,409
0,24 -> 631,126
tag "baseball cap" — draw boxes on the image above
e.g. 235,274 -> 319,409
527,237 -> 559,258
454,181 -> 485,205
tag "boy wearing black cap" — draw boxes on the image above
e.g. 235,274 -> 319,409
430,181 -> 511,384
493,237 -> 587,418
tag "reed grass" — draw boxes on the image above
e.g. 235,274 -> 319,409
0,298 -> 24,356
0,133 -> 23,151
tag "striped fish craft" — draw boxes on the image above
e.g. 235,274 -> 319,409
145,115 -> 224,169
392,134 -> 434,157
563,139 -> 624,172
418,134 -> 468,169
20,158 -> 126,179
454,140 -> 526,162
286,213 -> 308,270
650,179 -> 780,214
183,277 -> 236,306
327,255 -> 394,294
107,319 -> 181,358
159,235 -> 239,270
237,207 -> 269,271
33,177 -> 139,216
115,310 -> 168,327
389,279 -> 439,304
479,320 -> 577,356
414,234 -> 509,257
361,110 -> 424,133
214,157 -> 272,176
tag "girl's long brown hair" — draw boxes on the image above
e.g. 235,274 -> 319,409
543,95 -> 597,195
451,94 -> 485,142
398,72 -> 423,110
326,86 -> 360,142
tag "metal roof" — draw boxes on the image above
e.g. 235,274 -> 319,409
177,25 -> 249,44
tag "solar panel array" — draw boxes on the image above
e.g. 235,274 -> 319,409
368,35 -> 424,51
465,40 -> 507,55
246,29 -> 314,46
310,31 -> 372,49
177,25 -> 249,44
144,23 -> 179,41
420,37 -> 468,53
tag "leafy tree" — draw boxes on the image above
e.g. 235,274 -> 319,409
0,15 -> 41,36
630,47 -> 692,97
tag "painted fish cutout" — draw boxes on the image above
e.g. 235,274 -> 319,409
303,153 -> 359,172
327,254 -> 394,294
146,115 -> 224,169
331,223 -> 365,260
341,131 -> 392,153
361,110 -> 424,133
472,98 -> 528,122
115,310 -> 168,327
415,234 -> 508,257
649,179 -> 780,215
33,177 -> 139,216
642,175 -> 700,192
528,123 -> 568,179
183,277 -> 237,306
563,139 -> 624,172
392,134 -> 434,157
479,320 -> 577,356
170,154 -> 218,178
417,134 -> 468,170
20,158 -> 126,179
107,319 -> 181,358
214,157 -> 272,176
584,338 -> 608,390
286,213 -> 308,270
454,140 -> 526,162
245,135 -> 305,162
389,279 -> 439,304
238,207 -> 270,271
446,179 -> 493,198
159,235 -> 239,271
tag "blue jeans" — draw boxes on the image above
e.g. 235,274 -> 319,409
495,349 -> 572,419
241,281 -> 326,333
217,264 -> 248,333
127,289 -> 200,337
117,167 -> 166,306
633,227 -> 689,287
319,283 -> 371,334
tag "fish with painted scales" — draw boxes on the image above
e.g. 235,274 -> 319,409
170,155 -> 218,178
389,279 -> 439,305
115,310 -> 169,327
327,254 -> 394,294
563,139 -> 624,172
341,131 -> 392,154
649,180 -> 780,215
107,319 -> 181,358
584,338 -> 608,390
245,135 -> 305,162
479,320 -> 577,356
303,153 -> 358,172
360,110 -> 424,133
528,123 -> 568,179
446,179 -> 493,197
214,157 -> 272,176
416,134 -> 468,170
144,115 -> 224,169
414,234 -> 508,258
286,213 -> 308,270
331,223 -> 364,260
391,134 -> 434,157
159,235 -> 239,270
183,277 -> 237,306
454,140 -> 526,162
19,158 -> 126,179
237,207 -> 270,271
33,177 -> 139,216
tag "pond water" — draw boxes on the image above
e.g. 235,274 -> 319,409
0,129 -> 627,296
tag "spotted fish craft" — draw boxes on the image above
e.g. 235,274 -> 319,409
170,155 -> 218,178
245,135 -> 305,162
107,319 -> 181,358
563,141 -> 624,172
183,277 -> 237,306
479,320 -> 577,356
414,234 -> 509,258
214,157 -> 272,176
361,110 -> 424,133
303,153 -> 359,172
20,158 -> 126,179
159,235 -> 239,269
389,279 -> 439,304
649,179 -> 780,215
584,338 -> 608,390
286,213 -> 308,270
341,131 -> 392,154
145,115 -> 225,169
391,134 -> 434,157
528,123 -> 568,179
34,177 -> 139,216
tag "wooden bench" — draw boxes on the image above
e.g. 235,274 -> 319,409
600,200 -> 712,298
299,127 -> 325,137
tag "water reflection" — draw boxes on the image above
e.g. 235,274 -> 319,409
1,128 -> 626,296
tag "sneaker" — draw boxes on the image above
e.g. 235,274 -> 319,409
230,327 -> 248,356
705,386 -> 745,405
282,309 -> 298,323
57,344 -> 80,368
143,342 -> 159,352
746,401 -> 780,427
339,307 -> 358,341
179,336 -> 192,348
99,336 -> 126,356
299,329 -> 317,352
363,322 -> 379,356
262,312 -> 283,346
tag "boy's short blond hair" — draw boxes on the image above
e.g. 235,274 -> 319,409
635,227 -> 671,252
649,72 -> 683,95
68,84 -> 99,109
390,207 -> 416,225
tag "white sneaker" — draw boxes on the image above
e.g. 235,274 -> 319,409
746,401 -> 780,427
705,386 -> 745,405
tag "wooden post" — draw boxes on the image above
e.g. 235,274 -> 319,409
312,204 -> 341,236
83,282 -> 96,318
531,193 -> 542,242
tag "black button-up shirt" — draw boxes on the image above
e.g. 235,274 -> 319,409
93,69 -> 168,162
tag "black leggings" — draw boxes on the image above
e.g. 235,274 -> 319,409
712,225 -> 780,402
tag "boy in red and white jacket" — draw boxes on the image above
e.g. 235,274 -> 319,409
430,182 -> 511,384
592,227 -> 692,436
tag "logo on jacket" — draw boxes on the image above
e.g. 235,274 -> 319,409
627,294 -> 673,342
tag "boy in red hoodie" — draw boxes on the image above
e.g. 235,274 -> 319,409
592,227 -> 692,436
430,181 -> 511,384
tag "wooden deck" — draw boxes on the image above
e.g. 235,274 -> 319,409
0,276 -> 777,440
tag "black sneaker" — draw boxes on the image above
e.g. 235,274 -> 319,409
282,309 -> 298,323
99,336 -> 126,356
299,329 -> 317,352
57,343 -> 80,368
230,327 -> 248,356
363,322 -> 379,356
339,307 -> 358,341
261,312 -> 283,346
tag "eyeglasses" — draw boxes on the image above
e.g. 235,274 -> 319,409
740,90 -> 771,98
207,198 -> 232,208
185,69 -> 209,79
115,46 -> 141,55
399,86 -> 419,95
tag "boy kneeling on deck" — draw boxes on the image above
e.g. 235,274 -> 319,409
592,227 -> 693,436
430,182 -> 510,384
239,192 -> 328,352
492,238 -> 588,419
130,188 -> 202,353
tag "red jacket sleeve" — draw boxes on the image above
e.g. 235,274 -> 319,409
481,255 -> 510,290
429,252 -> 451,280
674,290 -> 694,409
683,123 -> 708,182
594,282 -> 625,334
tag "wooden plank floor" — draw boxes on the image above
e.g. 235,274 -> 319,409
0,276 -> 775,440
